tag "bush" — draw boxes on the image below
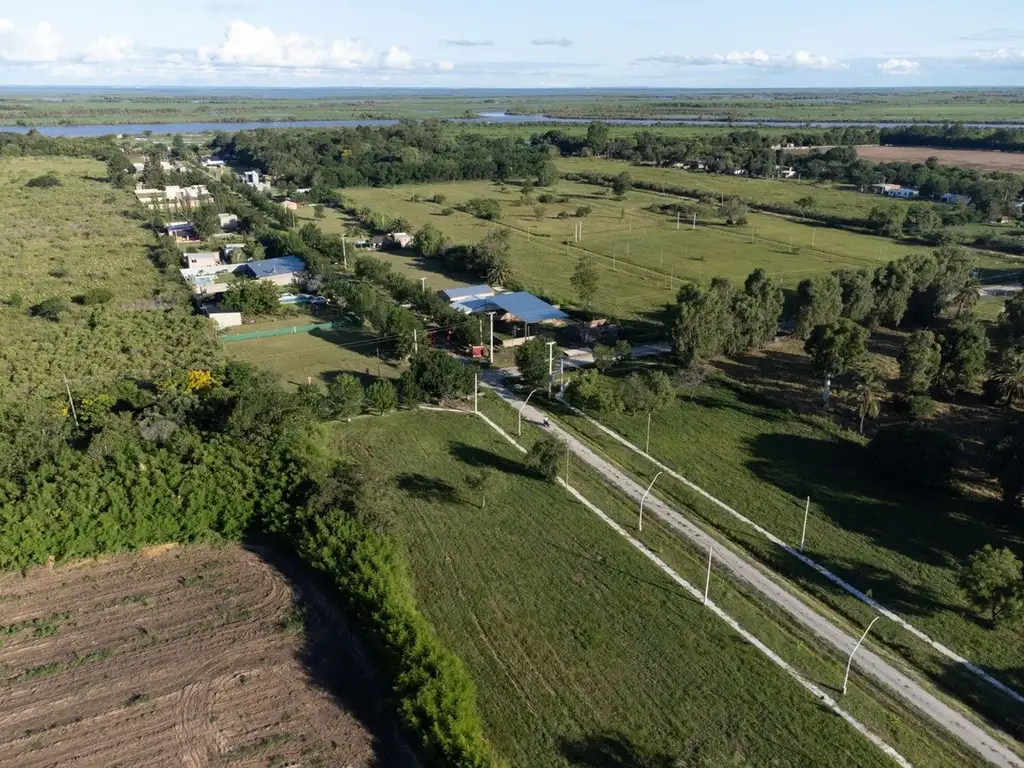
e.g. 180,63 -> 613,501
526,434 -> 565,481
557,211 -> 571,220
364,379 -> 397,415
538,193 -> 556,204
440,207 -> 455,216
30,297 -> 69,321
575,206 -> 593,218
892,394 -> 937,420
77,287 -> 115,305
464,198 -> 501,221
25,173 -> 61,188
867,422 -> 959,489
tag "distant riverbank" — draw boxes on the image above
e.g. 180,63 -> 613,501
2,113 -> 1023,137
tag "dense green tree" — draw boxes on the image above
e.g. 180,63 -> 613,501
938,314 -> 990,393
326,374 -> 364,419
364,379 -> 397,415
592,344 -> 615,372
566,369 -> 623,413
611,171 -> 632,198
804,318 -> 869,381
871,260 -> 914,328
515,338 -> 554,388
731,269 -> 784,352
586,121 -> 611,155
952,276 -> 981,316
220,279 -> 281,316
526,434 -> 565,481
793,275 -> 843,339
30,297 -> 69,322
719,198 -> 749,225
620,371 -> 675,415
993,347 -> 1024,406
958,546 -> 1024,626
464,198 -> 501,220
899,330 -> 942,394
190,205 -> 219,238
867,204 -> 906,238
570,254 -> 600,309
407,350 -> 473,402
669,280 -> 734,366
834,269 -> 875,323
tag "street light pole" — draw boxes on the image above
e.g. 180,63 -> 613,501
645,411 -> 652,454
799,496 -> 810,552
704,544 -> 713,605
487,311 -> 495,365
518,389 -> 539,436
638,471 -> 663,532
546,340 -> 556,396
843,616 -> 880,695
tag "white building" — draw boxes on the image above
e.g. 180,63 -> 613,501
184,252 -> 221,269
886,187 -> 919,199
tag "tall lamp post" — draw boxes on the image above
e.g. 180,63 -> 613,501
638,471 -> 663,532
843,617 -> 880,695
518,389 -> 539,437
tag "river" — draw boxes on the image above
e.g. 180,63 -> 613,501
1,113 -> 1021,137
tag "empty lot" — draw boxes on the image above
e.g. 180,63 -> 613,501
0,544 -> 409,768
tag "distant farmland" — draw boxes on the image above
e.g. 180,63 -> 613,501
852,145 -> 1024,173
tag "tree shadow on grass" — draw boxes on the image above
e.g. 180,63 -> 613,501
396,472 -> 462,505
931,659 -> 1024,741
559,732 -> 680,768
243,540 -> 417,767
449,441 -> 533,478
744,432 -> 1019,615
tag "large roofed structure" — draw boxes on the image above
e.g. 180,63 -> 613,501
451,291 -> 568,323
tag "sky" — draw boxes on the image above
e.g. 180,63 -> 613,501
2,1 -> 1024,87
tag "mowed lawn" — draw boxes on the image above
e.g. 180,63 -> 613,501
342,178 -> 950,321
0,157 -> 219,405
553,365 -> 1024,736
330,410 -> 898,767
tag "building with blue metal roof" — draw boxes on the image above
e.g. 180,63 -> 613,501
450,291 -> 568,325
439,284 -> 496,303
241,256 -> 306,284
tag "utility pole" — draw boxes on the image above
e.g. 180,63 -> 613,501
341,234 -> 347,270
811,229 -> 816,248
638,471 -> 662,532
413,329 -> 418,354
546,340 -> 556,396
478,316 -> 483,345
645,411 -> 652,454
564,440 -> 570,484
843,617 -> 880,695
63,374 -> 79,428
676,210 -> 680,230
692,212 -> 696,230
559,357 -> 565,391
660,249 -> 664,270
704,544 -> 713,605
376,348 -> 382,378
799,496 -> 810,552
488,311 -> 495,365
419,277 -> 426,292
474,374 -> 478,414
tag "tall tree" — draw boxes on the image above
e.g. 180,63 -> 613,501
793,274 -> 843,339
570,254 -> 600,309
951,276 -> 981,316
515,338 -> 555,388
585,121 -> 611,155
850,372 -> 886,434
899,330 -> 942,394
993,347 -> 1024,406
611,171 -> 632,198
938,314 -> 990,394
804,319 -> 870,402
834,268 -> 875,323
669,279 -> 734,366
958,546 -> 1024,626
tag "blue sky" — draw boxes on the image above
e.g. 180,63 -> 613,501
2,1 -> 1024,86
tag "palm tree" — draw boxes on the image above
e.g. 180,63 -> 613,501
952,276 -> 980,316
994,350 -> 1024,406
851,373 -> 886,434
486,256 -> 514,288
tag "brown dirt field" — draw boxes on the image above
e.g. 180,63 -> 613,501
0,543 -> 414,768
853,145 -> 1024,173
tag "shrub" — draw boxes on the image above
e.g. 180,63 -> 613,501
365,379 -> 397,415
575,206 -> 593,218
557,211 -> 571,220
526,434 -> 565,481
892,394 -> 937,420
77,287 -> 115,305
25,173 -> 61,188
440,207 -> 455,216
958,545 -> 1024,627
867,422 -> 959,489
538,193 -> 556,204
30,297 -> 69,321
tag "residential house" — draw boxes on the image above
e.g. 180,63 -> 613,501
132,162 -> 145,174
184,251 -> 221,269
870,183 -> 902,195
886,187 -> 919,199
368,235 -> 389,250
240,256 -> 306,286
136,184 -> 211,209
220,243 -> 246,260
202,308 -> 242,330
941,193 -> 972,205
776,166 -> 798,179
166,221 -> 199,243
391,232 -> 414,249
241,170 -> 261,186
280,199 -> 298,211
201,156 -> 226,168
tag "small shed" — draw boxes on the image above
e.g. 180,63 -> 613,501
439,285 -> 496,304
203,309 -> 242,330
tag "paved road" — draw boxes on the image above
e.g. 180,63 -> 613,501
482,369 -> 1023,768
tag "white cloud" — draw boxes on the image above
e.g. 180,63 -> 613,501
382,46 -> 413,70
0,19 -> 62,62
878,58 -> 921,75
531,38 -> 573,48
972,48 -> 1024,63
198,20 -> 374,69
636,49 -> 844,70
83,36 -> 134,63
438,61 -> 455,71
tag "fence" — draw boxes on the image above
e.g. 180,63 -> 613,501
222,322 -> 342,342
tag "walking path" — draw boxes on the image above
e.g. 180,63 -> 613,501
480,369 -> 1023,768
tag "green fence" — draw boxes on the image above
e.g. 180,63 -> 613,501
222,322 -> 342,342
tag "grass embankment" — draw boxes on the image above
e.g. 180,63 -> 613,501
341,178 -> 956,322
330,405 -> 989,766
544,364 -> 1024,741
0,157 -> 219,405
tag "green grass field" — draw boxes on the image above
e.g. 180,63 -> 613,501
548,363 -> 1024,739
0,157 -> 220,406
342,178 -> 945,322
329,407 -> 986,767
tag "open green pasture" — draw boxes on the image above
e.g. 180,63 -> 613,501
549,362 -> 1024,740
0,157 -> 219,405
329,408 -> 976,767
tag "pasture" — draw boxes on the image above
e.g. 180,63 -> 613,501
329,408 -> 982,767
0,544 -> 408,767
0,157 -> 220,406
342,177 -> 943,321
852,145 -> 1024,174
550,354 -> 1024,739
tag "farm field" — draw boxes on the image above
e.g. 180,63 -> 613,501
0,157 -> 220,406
558,155 -> 881,220
342,177 -> 963,321
853,145 -> 1024,174
549,354 -> 1024,738
329,408 -> 986,767
0,544 -> 409,767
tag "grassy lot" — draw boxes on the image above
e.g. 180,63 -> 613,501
330,408 -> 986,767
547,359 -> 1024,739
0,157 -> 219,406
342,178 -> 949,321
558,156 -> 882,219
225,324 -> 403,386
